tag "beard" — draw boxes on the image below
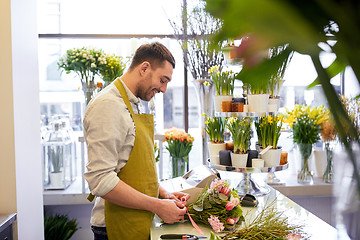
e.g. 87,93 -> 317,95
136,73 -> 158,101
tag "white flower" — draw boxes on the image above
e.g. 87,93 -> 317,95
91,63 -> 96,68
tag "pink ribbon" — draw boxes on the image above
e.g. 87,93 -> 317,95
181,197 -> 204,235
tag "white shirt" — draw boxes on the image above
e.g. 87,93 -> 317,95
83,79 -> 140,227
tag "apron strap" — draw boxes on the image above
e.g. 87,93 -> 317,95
114,78 -> 135,115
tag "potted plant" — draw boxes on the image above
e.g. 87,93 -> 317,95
268,45 -> 294,112
286,105 -> 328,184
165,128 -> 194,178
209,65 -> 237,112
255,114 -> 284,167
226,117 -> 251,168
203,114 -> 226,164
44,213 -> 78,240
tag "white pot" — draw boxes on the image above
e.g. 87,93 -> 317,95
231,152 -> 248,168
49,171 -> 64,188
261,148 -> 281,167
267,98 -> 280,112
214,95 -> 232,112
313,149 -> 327,178
252,158 -> 264,168
208,142 -> 226,164
243,104 -> 248,112
247,94 -> 269,112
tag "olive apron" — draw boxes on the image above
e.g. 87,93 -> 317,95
89,78 -> 159,240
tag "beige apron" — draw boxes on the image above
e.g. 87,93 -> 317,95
88,78 -> 159,240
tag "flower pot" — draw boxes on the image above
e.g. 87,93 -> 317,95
214,95 -> 233,112
268,98 -> 280,112
49,171 -> 64,188
231,153 -> 248,168
208,142 -> 226,164
247,94 -> 269,112
261,148 -> 281,167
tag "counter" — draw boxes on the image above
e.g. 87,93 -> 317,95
152,175 -> 337,240
0,213 -> 16,240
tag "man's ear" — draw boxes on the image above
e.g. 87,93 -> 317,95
139,61 -> 151,76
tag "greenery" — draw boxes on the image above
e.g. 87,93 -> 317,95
44,213 -> 79,240
209,201 -> 305,240
98,54 -> 128,86
286,105 -> 328,145
204,0 -> 360,194
49,146 -> 63,173
165,128 -> 194,158
203,114 -> 226,143
187,179 -> 244,232
226,117 -> 251,154
255,114 -> 283,149
209,65 -> 237,95
169,0 -> 225,79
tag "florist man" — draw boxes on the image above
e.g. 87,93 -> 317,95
84,42 -> 189,240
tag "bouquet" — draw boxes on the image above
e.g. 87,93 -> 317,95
164,128 -> 194,159
203,114 -> 226,143
187,179 -> 244,233
226,117 -> 251,154
98,54 -> 128,86
209,65 -> 237,95
285,105 -> 328,145
255,114 -> 284,149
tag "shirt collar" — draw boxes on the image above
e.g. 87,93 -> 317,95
119,79 -> 140,104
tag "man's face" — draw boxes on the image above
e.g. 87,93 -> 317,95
137,61 -> 173,101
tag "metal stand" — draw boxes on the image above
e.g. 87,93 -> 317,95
236,173 -> 270,196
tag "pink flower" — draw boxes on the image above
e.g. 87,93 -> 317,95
221,187 -> 231,196
287,233 -> 302,240
230,195 -> 240,206
225,201 -> 235,211
208,215 -> 225,233
226,218 -> 235,225
209,179 -> 225,193
233,217 -> 240,223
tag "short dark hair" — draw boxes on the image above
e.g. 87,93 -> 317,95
129,42 -> 175,70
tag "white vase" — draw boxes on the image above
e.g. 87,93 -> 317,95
49,171 -> 64,188
313,148 -> 327,178
214,95 -> 233,112
268,98 -> 280,112
231,152 -> 248,168
247,94 -> 269,112
261,148 -> 281,167
208,142 -> 226,164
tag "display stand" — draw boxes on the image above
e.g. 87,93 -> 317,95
208,159 -> 288,196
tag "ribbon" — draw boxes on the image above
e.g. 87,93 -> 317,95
181,197 -> 204,235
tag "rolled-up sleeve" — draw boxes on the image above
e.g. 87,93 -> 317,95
83,95 -> 134,197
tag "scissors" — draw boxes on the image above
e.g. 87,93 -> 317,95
160,234 -> 207,240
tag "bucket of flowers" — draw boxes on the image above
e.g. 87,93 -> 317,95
164,128 -> 194,178
186,178 -> 244,233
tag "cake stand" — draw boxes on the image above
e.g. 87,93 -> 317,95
207,159 -> 289,196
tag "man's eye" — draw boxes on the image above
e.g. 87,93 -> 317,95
160,79 -> 165,84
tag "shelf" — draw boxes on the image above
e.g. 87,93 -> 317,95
214,112 -> 276,117
208,160 -> 289,173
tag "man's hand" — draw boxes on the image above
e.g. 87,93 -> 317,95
155,199 -> 187,224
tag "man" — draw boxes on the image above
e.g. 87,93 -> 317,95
84,42 -> 189,240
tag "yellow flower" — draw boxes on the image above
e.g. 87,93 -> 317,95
204,81 -> 211,86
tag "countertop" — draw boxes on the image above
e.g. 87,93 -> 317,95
151,180 -> 336,240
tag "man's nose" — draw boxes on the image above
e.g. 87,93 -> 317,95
159,83 -> 167,93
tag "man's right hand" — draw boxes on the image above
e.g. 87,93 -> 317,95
155,199 -> 187,224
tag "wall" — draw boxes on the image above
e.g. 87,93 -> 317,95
0,0 -> 44,239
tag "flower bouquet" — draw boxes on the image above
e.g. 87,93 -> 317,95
187,179 -> 244,233
285,105 -> 328,183
58,47 -> 107,104
165,128 -> 194,177
226,117 -> 251,154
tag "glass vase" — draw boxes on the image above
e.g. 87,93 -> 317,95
333,145 -> 360,240
297,143 -> 314,184
170,156 -> 187,178
82,80 -> 96,105
323,141 -> 334,183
